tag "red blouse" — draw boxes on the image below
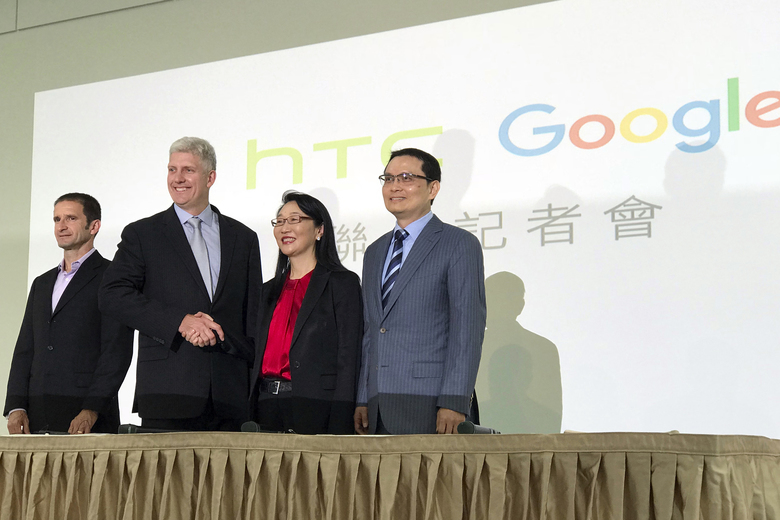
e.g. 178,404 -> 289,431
261,270 -> 313,380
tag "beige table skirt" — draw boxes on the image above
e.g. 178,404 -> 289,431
0,432 -> 778,520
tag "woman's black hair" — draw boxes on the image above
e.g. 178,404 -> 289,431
268,191 -> 345,300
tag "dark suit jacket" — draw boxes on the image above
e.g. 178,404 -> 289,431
357,215 -> 486,434
250,264 -> 362,434
99,205 -> 262,422
4,251 -> 133,433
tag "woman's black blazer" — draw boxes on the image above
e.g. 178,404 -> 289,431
249,263 -> 363,434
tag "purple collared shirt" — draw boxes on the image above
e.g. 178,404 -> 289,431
51,248 -> 97,314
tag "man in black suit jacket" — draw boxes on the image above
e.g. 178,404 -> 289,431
99,137 -> 262,431
5,193 -> 133,434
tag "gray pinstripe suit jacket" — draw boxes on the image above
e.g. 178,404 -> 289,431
357,214 -> 486,434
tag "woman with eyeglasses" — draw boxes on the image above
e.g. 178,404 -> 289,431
249,191 -> 362,434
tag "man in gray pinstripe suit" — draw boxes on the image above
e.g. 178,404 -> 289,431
354,148 -> 486,435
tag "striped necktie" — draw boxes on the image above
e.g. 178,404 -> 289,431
381,229 -> 408,308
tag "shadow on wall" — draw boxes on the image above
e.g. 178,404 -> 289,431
664,144 -> 725,202
432,129 -> 475,223
476,272 -> 562,433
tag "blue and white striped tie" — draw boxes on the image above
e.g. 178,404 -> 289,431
381,229 -> 408,308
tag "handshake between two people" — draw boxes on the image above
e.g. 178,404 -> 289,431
179,311 -> 224,347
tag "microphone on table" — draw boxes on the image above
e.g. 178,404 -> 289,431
457,421 -> 501,435
240,421 -> 263,432
240,421 -> 295,434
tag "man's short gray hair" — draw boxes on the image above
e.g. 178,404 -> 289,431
169,137 -> 217,172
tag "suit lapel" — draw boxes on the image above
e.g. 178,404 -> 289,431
213,206 -> 235,302
162,205 -> 211,301
290,264 -> 329,349
372,231 -> 393,318
253,283 -> 276,371
382,216 -> 443,316
38,267 -> 59,317
52,252 -> 102,316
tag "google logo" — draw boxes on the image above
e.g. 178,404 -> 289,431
499,78 -> 780,157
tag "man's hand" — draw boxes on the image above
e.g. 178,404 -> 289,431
179,312 -> 224,347
68,409 -> 98,434
354,406 -> 369,435
436,408 -> 465,434
7,410 -> 30,435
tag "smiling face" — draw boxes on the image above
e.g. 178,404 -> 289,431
274,201 -> 323,262
382,155 -> 439,228
53,200 -> 99,253
167,151 -> 215,215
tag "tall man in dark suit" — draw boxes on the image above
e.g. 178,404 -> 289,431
5,193 -> 133,434
354,148 -> 486,435
99,137 -> 262,431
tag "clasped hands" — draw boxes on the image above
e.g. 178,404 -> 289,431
179,312 -> 225,347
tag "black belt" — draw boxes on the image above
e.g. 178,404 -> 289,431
259,379 -> 292,394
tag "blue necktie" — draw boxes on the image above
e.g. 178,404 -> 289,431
381,229 -> 408,308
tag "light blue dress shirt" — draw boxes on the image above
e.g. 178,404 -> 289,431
381,211 -> 434,286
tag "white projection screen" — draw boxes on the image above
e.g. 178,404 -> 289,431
28,0 -> 780,436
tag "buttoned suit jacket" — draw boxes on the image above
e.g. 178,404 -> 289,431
4,251 -> 133,433
357,215 -> 486,434
249,263 -> 363,434
99,205 -> 262,421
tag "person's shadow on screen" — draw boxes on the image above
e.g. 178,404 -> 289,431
432,129 -> 475,223
477,272 -> 563,434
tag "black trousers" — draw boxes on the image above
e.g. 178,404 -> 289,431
254,392 -> 294,433
142,393 -> 239,432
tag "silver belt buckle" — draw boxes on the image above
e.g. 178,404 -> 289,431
270,380 -> 281,395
